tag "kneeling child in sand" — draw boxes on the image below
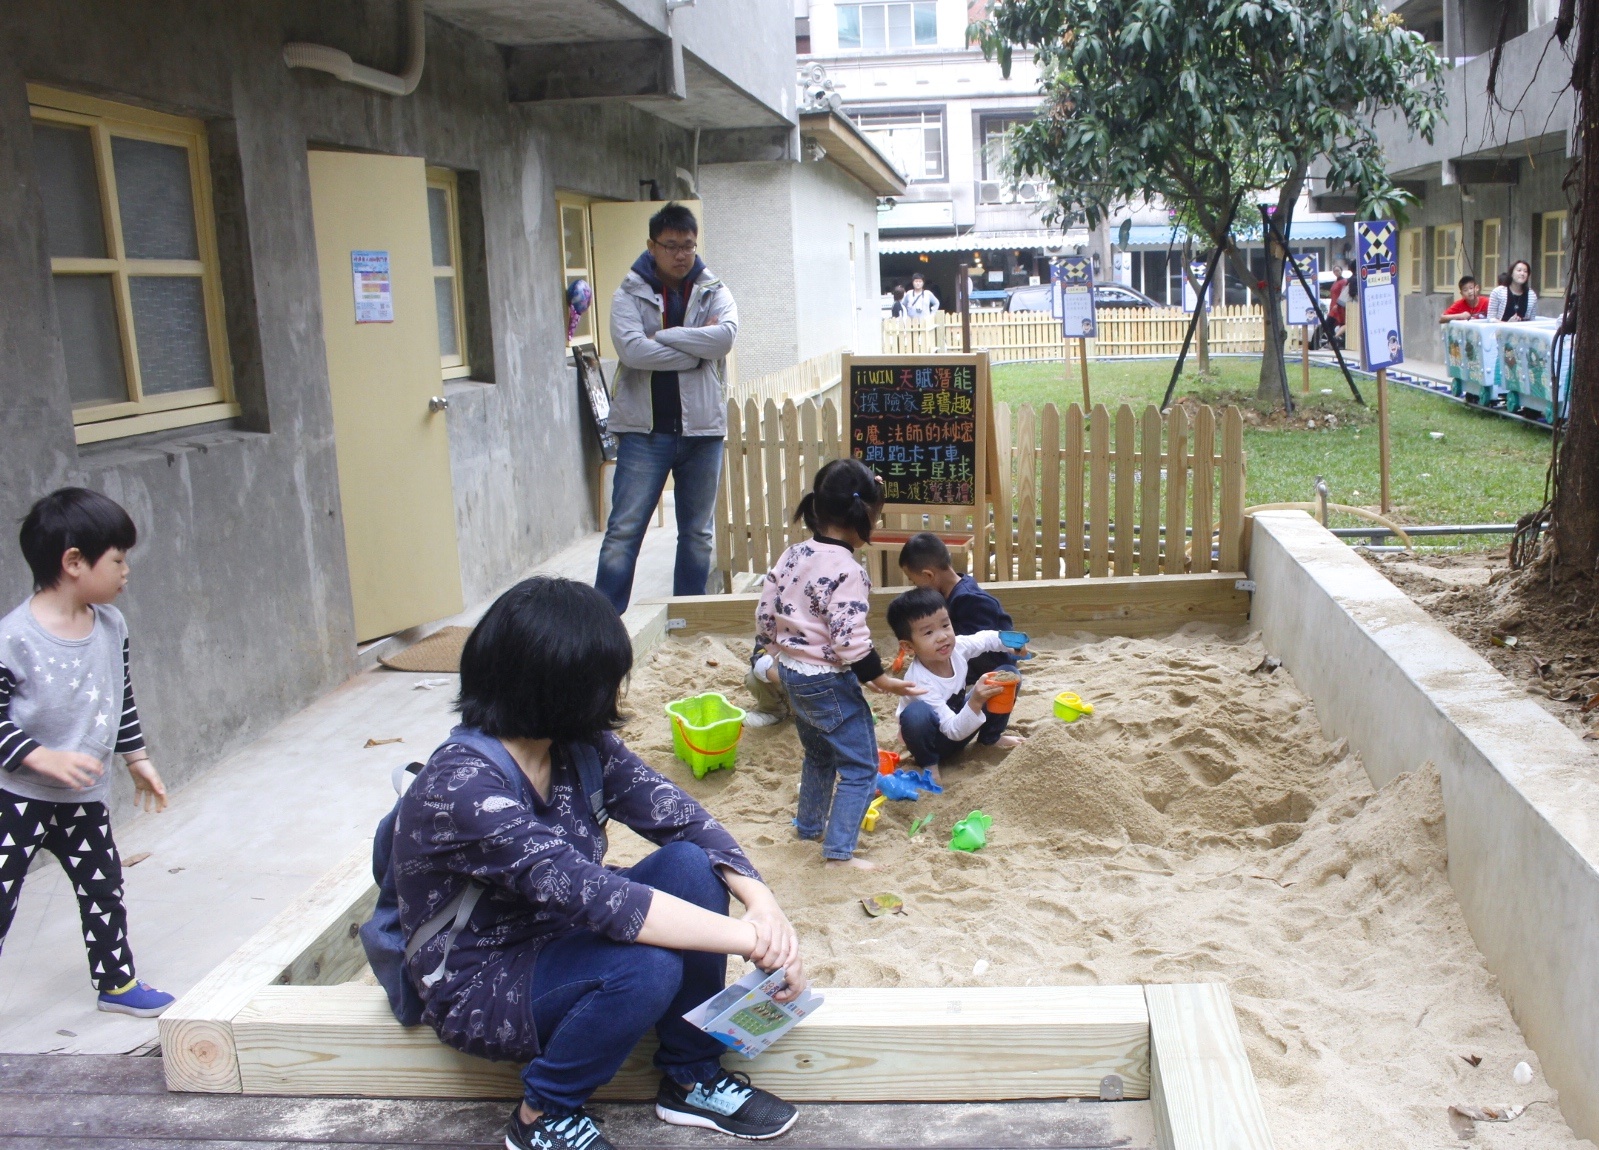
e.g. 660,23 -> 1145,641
887,587 -> 1026,785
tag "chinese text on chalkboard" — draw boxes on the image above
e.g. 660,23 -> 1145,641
850,363 -> 978,506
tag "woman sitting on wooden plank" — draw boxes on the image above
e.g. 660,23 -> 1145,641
390,577 -> 805,1150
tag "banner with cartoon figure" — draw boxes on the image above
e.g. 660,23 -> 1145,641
1356,220 -> 1404,371
1054,256 -> 1097,338
1283,252 -> 1320,328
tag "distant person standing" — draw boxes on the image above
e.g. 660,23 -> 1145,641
1487,260 -> 1538,322
902,273 -> 940,318
597,202 -> 738,613
889,283 -> 907,318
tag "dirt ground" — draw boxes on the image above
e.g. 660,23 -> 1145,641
610,626 -> 1592,1150
1365,550 -> 1599,748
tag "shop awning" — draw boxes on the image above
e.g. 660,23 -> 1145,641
879,230 -> 1087,255
1119,221 -> 1349,247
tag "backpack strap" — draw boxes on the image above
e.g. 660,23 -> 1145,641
407,883 -> 485,988
568,738 -> 609,828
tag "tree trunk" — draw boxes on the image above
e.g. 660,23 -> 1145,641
1253,169 -> 1308,407
1553,3 -> 1599,574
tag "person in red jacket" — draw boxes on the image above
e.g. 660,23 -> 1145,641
1439,274 -> 1489,323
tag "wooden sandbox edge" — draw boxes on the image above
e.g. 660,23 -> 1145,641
1147,982 -> 1275,1150
644,572 -> 1252,639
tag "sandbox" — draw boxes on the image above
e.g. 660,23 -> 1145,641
160,541 -> 1599,1149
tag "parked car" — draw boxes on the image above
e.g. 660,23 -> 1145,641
1005,283 -> 1161,312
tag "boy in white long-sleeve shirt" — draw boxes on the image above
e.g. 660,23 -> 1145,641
886,588 -> 1025,782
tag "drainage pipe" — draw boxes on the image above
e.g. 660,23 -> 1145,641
284,0 -> 425,96
1245,502 -> 1414,549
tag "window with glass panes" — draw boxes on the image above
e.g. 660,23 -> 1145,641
837,2 -> 937,50
855,110 -> 945,180
29,86 -> 235,444
1431,224 -> 1461,293
557,197 -> 596,346
1540,211 -> 1569,293
979,114 -> 1032,181
1477,217 -> 1501,282
426,168 -> 469,378
1400,228 -> 1423,293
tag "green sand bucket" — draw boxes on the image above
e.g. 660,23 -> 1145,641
665,692 -> 746,778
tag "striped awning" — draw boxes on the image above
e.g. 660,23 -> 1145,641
1120,221 -> 1349,247
878,230 -> 1087,255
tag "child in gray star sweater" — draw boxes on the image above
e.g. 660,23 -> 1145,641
0,488 -> 174,1017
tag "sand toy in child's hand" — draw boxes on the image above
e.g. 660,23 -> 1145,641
861,794 -> 887,832
665,692 -> 746,779
861,892 -> 906,917
1053,691 -> 1094,723
981,669 -> 1021,714
998,630 -> 1035,660
878,750 -> 900,774
950,810 -> 992,851
877,767 -> 944,801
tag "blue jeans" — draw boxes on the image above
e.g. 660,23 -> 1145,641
781,666 -> 879,861
595,433 -> 724,613
521,842 -> 729,1115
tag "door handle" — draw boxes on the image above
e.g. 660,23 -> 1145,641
428,395 -> 450,413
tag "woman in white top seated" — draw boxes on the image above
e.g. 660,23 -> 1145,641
1486,260 -> 1538,322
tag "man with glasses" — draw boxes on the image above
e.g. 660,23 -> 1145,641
597,202 -> 739,612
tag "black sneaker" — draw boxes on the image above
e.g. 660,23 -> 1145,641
655,1070 -> 798,1140
504,1106 -> 612,1150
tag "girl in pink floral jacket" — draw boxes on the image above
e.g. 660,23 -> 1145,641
755,459 -> 922,869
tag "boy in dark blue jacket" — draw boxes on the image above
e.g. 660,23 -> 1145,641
898,532 -> 1018,745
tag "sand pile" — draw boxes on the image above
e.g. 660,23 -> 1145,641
611,626 -> 1592,1149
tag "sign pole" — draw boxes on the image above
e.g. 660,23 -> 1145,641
1079,340 -> 1092,410
1302,329 -> 1311,394
1377,367 -> 1391,512
958,263 -> 972,354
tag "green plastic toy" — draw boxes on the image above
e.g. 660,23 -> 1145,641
664,692 -> 746,778
907,814 -> 934,839
949,810 -> 992,852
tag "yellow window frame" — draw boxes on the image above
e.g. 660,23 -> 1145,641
1478,217 -> 1501,283
426,167 -> 471,380
1400,227 -> 1423,294
29,85 -> 237,446
1540,210 -> 1569,295
1431,224 -> 1461,294
557,193 -> 598,349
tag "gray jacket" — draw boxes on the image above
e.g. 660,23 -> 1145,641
609,265 -> 738,437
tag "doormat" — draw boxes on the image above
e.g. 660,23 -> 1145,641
378,626 -> 470,673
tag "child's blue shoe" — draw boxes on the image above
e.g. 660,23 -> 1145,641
97,979 -> 175,1017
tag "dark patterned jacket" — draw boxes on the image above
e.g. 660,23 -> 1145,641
391,729 -> 759,1062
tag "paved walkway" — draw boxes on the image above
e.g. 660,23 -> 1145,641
0,510 -> 680,1056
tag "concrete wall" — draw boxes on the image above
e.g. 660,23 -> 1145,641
1394,146 -> 1568,362
700,161 -> 801,381
0,0 -> 693,811
1249,512 -> 1599,1143
701,153 -> 881,381
792,155 -> 882,361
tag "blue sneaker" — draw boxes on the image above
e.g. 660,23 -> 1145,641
97,979 -> 175,1017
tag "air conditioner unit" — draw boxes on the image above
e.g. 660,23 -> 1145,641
1015,181 -> 1042,202
977,180 -> 1005,204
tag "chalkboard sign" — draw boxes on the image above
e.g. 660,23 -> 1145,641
842,353 -> 989,515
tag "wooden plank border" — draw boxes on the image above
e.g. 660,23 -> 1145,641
1147,983 -> 1275,1149
645,573 -> 1250,640
230,984 -> 1151,1103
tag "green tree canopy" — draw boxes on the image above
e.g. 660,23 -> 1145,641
972,0 -> 1445,403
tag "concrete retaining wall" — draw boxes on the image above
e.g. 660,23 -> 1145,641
1250,511 -> 1599,1142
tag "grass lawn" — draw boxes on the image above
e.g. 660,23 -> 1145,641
991,358 -> 1550,537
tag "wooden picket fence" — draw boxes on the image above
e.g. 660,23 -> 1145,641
727,347 -> 844,407
713,396 -> 1246,587
881,307 -> 1281,363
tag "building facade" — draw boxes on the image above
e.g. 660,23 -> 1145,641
1,0 -> 812,813
1339,0 -> 1570,363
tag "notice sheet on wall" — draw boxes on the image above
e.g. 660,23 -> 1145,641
352,250 -> 394,324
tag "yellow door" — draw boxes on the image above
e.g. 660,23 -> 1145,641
590,199 -> 703,362
307,150 -> 464,641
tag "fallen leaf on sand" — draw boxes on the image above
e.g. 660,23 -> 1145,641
365,737 -> 403,748
861,893 -> 906,917
1461,1054 -> 1483,1067
1449,1103 -> 1526,1123
124,852 -> 151,867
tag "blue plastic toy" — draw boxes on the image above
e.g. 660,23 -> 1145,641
876,767 -> 944,801
998,630 -> 1035,660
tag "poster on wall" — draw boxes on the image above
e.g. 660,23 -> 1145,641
1054,256 -> 1097,338
1356,221 -> 1404,370
1283,252 -> 1321,328
1182,260 -> 1211,314
351,250 -> 394,324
